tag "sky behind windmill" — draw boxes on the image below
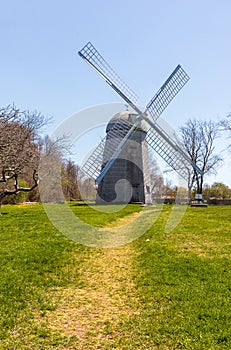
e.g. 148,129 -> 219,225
1,0 -> 230,186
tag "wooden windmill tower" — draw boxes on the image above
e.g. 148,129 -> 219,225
96,110 -> 151,204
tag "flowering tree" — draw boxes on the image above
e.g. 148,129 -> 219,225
0,105 -> 48,201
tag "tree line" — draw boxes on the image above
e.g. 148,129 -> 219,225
0,104 -> 230,204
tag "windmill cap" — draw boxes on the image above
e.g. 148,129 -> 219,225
106,111 -> 147,133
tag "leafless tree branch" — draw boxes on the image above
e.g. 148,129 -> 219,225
179,118 -> 222,198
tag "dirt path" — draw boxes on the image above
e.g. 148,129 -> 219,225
45,244 -> 140,349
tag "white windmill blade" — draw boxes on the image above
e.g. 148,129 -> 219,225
80,136 -> 106,180
78,42 -> 140,114
78,42 -> 143,183
81,118 -> 137,182
144,116 -> 203,179
78,43 -> 189,122
146,65 -> 190,122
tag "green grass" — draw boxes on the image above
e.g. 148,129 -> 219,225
0,203 -> 230,349
69,201 -> 142,227
131,206 -> 231,349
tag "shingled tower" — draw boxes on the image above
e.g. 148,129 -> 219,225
96,111 -> 152,204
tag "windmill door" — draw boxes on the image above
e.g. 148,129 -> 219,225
131,185 -> 140,203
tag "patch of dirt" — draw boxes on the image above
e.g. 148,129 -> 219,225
104,211 -> 141,228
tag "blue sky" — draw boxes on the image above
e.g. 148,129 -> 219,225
1,0 -> 230,185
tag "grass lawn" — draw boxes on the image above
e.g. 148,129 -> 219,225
0,203 -> 230,349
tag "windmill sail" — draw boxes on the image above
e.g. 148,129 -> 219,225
78,42 -> 139,113
146,65 -> 190,122
81,118 -> 137,182
146,124 -> 192,180
80,137 -> 106,180
78,42 -> 203,186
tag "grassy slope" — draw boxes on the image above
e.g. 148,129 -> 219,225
0,204 -> 230,349
131,206 -> 231,349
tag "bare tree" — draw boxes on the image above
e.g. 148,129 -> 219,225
220,113 -> 231,149
220,113 -> 231,131
148,153 -> 165,199
0,105 -> 49,202
179,119 -> 222,199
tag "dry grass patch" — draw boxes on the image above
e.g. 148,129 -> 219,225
44,246 -> 140,349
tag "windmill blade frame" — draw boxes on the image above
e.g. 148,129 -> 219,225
143,115 -> 203,179
146,65 -> 190,122
78,42 -> 203,184
81,117 -> 138,182
78,42 -> 140,114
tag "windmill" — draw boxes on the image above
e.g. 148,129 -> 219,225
78,42 -> 203,204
